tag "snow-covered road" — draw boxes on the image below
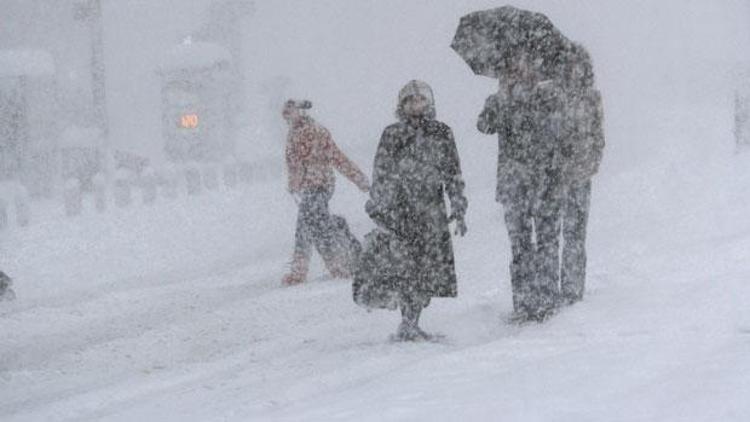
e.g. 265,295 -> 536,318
2,144 -> 749,421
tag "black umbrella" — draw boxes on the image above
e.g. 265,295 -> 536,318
450,5 -> 572,80
558,42 -> 595,90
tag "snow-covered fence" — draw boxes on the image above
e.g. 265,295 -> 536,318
185,166 -> 202,196
159,166 -> 180,200
63,179 -> 83,217
0,182 -> 32,229
222,161 -> 239,189
93,173 -> 108,212
237,160 -> 280,184
113,170 -> 133,208
2,157 -> 281,227
14,188 -> 31,227
137,168 -> 158,206
203,165 -> 220,191
0,199 -> 7,230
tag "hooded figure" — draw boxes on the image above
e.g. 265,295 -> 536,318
477,67 -> 567,321
364,80 -> 467,340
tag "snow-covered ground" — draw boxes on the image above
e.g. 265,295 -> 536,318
1,102 -> 749,421
3,1 -> 750,420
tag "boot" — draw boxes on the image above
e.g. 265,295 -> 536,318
394,321 -> 431,342
393,301 -> 430,341
281,254 -> 308,286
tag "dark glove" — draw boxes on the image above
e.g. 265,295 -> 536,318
455,216 -> 467,237
450,212 -> 467,237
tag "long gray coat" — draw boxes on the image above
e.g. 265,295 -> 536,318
562,87 -> 605,183
478,80 -> 567,204
366,115 -> 467,298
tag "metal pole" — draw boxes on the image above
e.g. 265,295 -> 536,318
89,0 -> 108,140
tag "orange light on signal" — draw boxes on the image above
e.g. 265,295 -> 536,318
180,114 -> 199,129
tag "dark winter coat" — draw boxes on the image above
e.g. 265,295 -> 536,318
365,81 -> 467,298
562,87 -> 605,183
478,79 -> 567,204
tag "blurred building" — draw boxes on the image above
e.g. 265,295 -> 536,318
0,0 -> 254,195
157,40 -> 234,163
0,0 -> 101,195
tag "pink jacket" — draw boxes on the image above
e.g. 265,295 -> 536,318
285,117 -> 369,193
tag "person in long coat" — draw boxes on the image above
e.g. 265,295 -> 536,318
366,80 -> 467,340
281,100 -> 370,286
477,53 -> 566,322
559,45 -> 605,304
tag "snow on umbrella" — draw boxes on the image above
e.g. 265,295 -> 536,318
558,42 -> 596,91
450,6 -> 572,80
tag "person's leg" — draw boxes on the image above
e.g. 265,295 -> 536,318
561,180 -> 592,303
282,192 -> 315,285
503,186 -> 535,314
529,172 -> 563,318
396,290 -> 429,341
306,188 -> 347,278
534,203 -> 562,314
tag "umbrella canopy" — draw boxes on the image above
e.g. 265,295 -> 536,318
558,42 -> 595,91
450,5 -> 572,80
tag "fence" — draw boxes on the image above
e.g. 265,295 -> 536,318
0,158 -> 282,230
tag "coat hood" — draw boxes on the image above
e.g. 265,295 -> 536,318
396,80 -> 436,121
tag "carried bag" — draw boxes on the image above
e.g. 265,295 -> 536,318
318,214 -> 362,277
352,228 -> 415,310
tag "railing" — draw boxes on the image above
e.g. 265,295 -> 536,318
0,158 -> 283,229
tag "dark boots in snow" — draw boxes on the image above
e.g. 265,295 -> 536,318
392,298 -> 432,342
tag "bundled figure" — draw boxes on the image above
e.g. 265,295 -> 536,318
558,44 -> 605,304
361,80 -> 467,341
478,53 -> 567,322
281,100 -> 370,286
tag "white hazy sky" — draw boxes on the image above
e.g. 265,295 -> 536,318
6,1 -> 747,170
242,0 -> 749,173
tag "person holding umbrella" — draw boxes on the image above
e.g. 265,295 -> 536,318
281,99 -> 370,286
364,80 -> 467,341
452,6 -> 570,322
558,44 -> 605,305
478,54 -> 567,322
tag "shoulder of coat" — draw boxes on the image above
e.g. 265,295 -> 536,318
309,120 -> 329,135
382,122 -> 407,138
298,120 -> 329,142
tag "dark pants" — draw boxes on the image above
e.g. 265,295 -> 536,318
399,290 -> 430,326
502,174 -> 562,314
294,188 -> 336,263
561,180 -> 592,302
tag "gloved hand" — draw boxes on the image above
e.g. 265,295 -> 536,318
454,216 -> 467,237
353,173 -> 371,193
450,212 -> 467,237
